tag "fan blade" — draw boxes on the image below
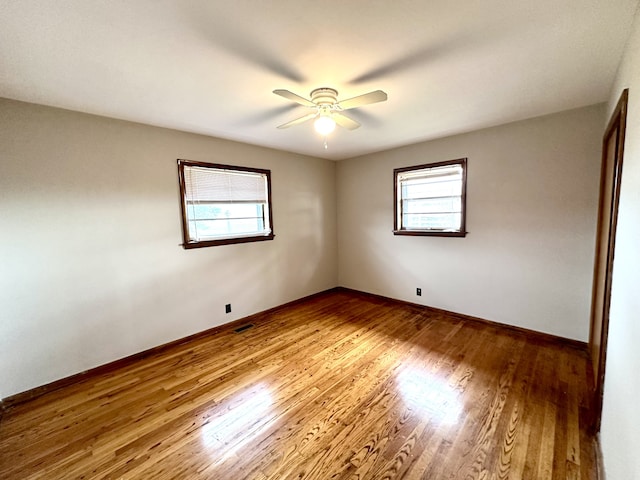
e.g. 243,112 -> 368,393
333,112 -> 360,130
337,90 -> 387,110
277,112 -> 317,129
273,89 -> 316,107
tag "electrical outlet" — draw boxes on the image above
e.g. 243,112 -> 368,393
225,304 -> 231,313
416,288 -> 422,296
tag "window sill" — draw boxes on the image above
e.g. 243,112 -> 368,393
182,233 -> 275,249
393,230 -> 466,238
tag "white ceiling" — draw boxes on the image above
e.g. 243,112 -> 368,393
1,1 -> 638,160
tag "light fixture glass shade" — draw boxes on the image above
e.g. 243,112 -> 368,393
314,115 -> 336,135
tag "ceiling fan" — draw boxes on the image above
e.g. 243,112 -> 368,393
273,87 -> 387,135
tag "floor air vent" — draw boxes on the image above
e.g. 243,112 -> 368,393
234,324 -> 254,333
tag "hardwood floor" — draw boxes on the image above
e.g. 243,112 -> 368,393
0,290 -> 596,479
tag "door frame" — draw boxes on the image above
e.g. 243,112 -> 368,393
589,88 -> 628,432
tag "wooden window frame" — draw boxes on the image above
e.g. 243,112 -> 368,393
393,158 -> 468,237
177,159 -> 275,249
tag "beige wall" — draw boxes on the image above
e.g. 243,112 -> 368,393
601,6 -> 640,479
0,98 -> 338,398
337,105 -> 603,341
0,97 -> 605,401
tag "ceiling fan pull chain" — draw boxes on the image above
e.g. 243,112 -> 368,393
324,137 -> 329,150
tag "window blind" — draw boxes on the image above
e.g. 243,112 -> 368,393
184,166 -> 268,203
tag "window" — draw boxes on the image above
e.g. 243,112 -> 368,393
177,160 -> 274,248
394,158 -> 467,237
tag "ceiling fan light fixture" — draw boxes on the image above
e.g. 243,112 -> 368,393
274,87 -> 386,135
314,115 -> 336,135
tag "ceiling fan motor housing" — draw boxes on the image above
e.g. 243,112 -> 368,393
311,88 -> 338,106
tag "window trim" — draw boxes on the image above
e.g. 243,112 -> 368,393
393,158 -> 467,237
177,159 -> 275,249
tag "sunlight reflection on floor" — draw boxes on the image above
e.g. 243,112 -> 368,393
397,367 -> 463,425
200,382 -> 274,462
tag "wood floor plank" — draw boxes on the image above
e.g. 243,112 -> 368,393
0,290 -> 596,479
